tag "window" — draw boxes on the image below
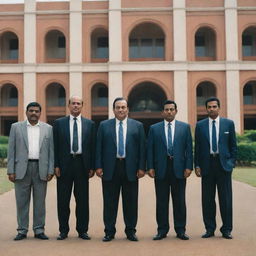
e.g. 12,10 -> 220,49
242,27 -> 256,57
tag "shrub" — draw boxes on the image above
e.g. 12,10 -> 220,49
0,136 -> 8,145
237,142 -> 256,166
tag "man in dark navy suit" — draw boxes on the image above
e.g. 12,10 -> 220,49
95,97 -> 146,242
195,97 -> 237,239
147,100 -> 193,241
53,96 -> 96,241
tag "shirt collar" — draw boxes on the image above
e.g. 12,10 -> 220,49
27,120 -> 40,127
116,117 -> 127,125
209,116 -> 220,124
164,119 -> 175,126
70,114 -> 81,122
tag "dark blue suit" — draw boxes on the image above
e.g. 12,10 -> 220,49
195,117 -> 237,234
95,118 -> 146,236
147,120 -> 193,235
53,116 -> 96,234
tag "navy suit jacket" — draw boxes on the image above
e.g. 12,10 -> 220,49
53,116 -> 96,175
95,118 -> 146,182
147,120 -> 193,179
194,117 -> 237,176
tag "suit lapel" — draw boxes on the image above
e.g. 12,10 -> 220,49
173,120 -> 180,147
64,116 -> 71,148
218,117 -> 225,143
39,122 -> 45,149
21,121 -> 29,150
203,118 -> 210,144
110,118 -> 117,146
160,121 -> 167,147
126,118 -> 132,147
81,117 -> 87,148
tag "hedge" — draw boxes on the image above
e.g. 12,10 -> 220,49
0,136 -> 8,145
237,142 -> 256,166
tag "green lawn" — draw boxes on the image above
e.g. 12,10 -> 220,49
0,168 -> 13,195
232,167 -> 256,187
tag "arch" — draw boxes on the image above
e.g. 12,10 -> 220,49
91,27 -> 109,60
194,26 -> 216,59
128,21 -> 165,60
128,82 -> 167,112
242,26 -> 256,57
0,31 -> 19,61
196,81 -> 217,106
45,82 -> 66,107
45,29 -> 66,61
91,82 -> 108,107
0,83 -> 18,107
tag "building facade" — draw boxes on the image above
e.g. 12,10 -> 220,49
0,0 -> 256,135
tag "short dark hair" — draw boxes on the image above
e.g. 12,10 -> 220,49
162,100 -> 177,110
205,97 -> 220,108
113,97 -> 128,109
26,102 -> 42,112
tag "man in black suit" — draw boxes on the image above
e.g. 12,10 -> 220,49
147,100 -> 193,241
95,97 -> 146,242
53,96 -> 96,240
195,97 -> 237,239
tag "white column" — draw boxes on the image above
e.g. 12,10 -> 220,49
69,0 -> 82,98
109,0 -> 122,62
23,0 -> 36,111
108,0 -> 123,118
174,71 -> 188,122
173,0 -> 188,122
108,71 -> 123,118
225,0 -> 241,132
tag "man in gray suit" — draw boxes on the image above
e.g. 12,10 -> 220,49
7,102 -> 54,241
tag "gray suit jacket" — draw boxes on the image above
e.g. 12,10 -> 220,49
7,120 -> 54,181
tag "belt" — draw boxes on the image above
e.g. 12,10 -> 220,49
28,159 -> 39,162
70,154 -> 82,158
210,153 -> 219,158
116,158 -> 125,161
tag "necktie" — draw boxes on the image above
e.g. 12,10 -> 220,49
167,122 -> 173,156
72,117 -> 78,153
212,120 -> 217,153
118,121 -> 124,157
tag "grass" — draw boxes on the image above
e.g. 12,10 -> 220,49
0,168 -> 13,195
232,167 -> 256,187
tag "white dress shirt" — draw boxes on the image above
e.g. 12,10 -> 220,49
27,120 -> 40,159
164,119 -> 175,146
209,116 -> 220,154
116,117 -> 127,158
70,114 -> 82,154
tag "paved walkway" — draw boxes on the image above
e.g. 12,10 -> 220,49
0,174 -> 255,256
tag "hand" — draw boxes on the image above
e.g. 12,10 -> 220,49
88,170 -> 95,178
55,167 -> 61,177
148,169 -> 155,178
137,169 -> 145,179
8,174 -> 16,183
184,169 -> 192,178
96,168 -> 103,178
47,174 -> 54,181
195,167 -> 201,177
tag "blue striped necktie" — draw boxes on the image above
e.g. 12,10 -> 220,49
118,121 -> 124,157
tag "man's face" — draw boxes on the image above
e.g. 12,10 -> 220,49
206,100 -> 220,119
68,97 -> 83,117
26,106 -> 41,124
113,100 -> 129,121
162,104 -> 177,122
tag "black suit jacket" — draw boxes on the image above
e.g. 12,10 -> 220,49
53,116 -> 96,175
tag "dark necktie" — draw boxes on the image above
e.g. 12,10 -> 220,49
118,121 -> 124,157
167,122 -> 173,156
72,117 -> 78,153
212,120 -> 217,153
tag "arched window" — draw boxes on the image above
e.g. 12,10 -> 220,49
195,27 -> 216,60
0,84 -> 18,106
242,27 -> 256,58
129,23 -> 165,60
45,30 -> 66,62
46,83 -> 66,107
196,81 -> 216,106
91,28 -> 109,61
0,32 -> 19,62
91,83 -> 108,107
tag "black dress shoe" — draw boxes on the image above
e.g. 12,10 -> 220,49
102,235 -> 114,242
57,233 -> 68,240
201,231 -> 215,238
78,233 -> 91,240
222,232 -> 233,239
127,234 -> 138,241
14,233 -> 27,241
153,233 -> 167,240
176,233 -> 189,240
34,233 -> 49,240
